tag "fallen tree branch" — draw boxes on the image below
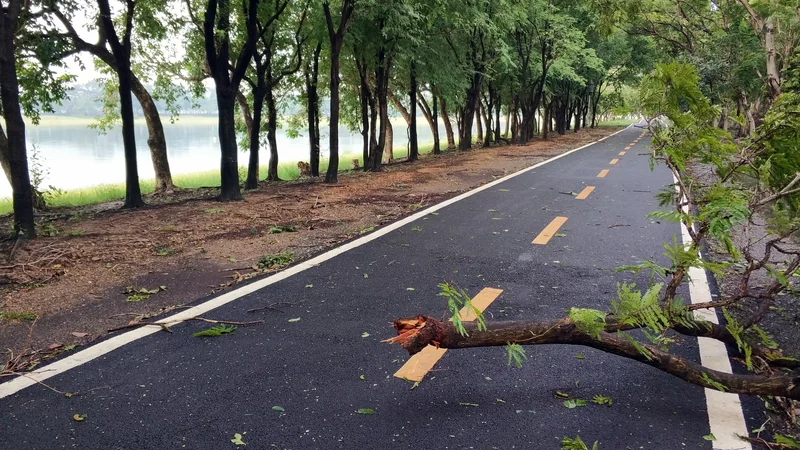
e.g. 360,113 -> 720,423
107,317 -> 264,333
386,316 -> 800,400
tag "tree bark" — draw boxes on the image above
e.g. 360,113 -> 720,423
130,76 -> 174,193
98,0 -> 143,209
0,0 -> 34,237
323,0 -> 355,183
205,0 -> 260,200
265,82 -> 280,182
305,43 -> 322,177
0,122 -> 13,186
408,62 -> 418,161
440,96 -> 456,149
387,316 -> 800,400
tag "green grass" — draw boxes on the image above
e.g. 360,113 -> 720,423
0,139 -> 450,215
597,118 -> 637,127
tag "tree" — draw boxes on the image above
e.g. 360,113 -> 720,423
0,0 -> 35,237
45,0 -> 178,194
97,0 -> 145,208
202,0 -> 260,201
322,0 -> 355,183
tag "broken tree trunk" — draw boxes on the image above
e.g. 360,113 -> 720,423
386,315 -> 800,400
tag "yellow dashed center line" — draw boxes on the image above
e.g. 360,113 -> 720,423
393,287 -> 504,382
624,145 -> 633,150
575,186 -> 595,200
610,158 -> 619,165
532,216 -> 568,245
619,151 -> 626,156
597,169 -> 609,178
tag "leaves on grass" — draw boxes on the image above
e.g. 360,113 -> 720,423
272,406 -> 285,412
193,324 -> 237,337
0,311 -> 37,321
72,414 -> 87,422
356,408 -> 375,415
257,251 -> 294,270
231,433 -> 246,446
288,317 -> 301,323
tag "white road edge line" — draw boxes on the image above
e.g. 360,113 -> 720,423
676,175 -> 751,450
0,126 -> 631,399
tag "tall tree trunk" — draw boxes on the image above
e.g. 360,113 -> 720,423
216,88 -> 243,200
244,93 -> 263,189
504,105 -> 511,138
440,96 -> 455,149
305,43 -> 322,177
383,120 -> 393,164
368,46 -> 390,171
356,59 -> 370,168
323,0 -> 355,183
0,2 -> 34,237
408,62 -> 418,161
0,123 -> 12,186
475,102 -> 483,144
326,44 -> 342,182
265,84 -> 280,182
432,94 -> 440,155
494,96 -> 501,144
459,72 -> 481,150
542,99 -> 550,141
130,76 -> 174,193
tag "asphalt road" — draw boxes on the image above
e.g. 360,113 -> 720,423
2,126 -> 722,449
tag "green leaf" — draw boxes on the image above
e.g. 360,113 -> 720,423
272,406 -> 285,412
774,435 -> 800,448
231,432 -> 246,446
305,284 -> 313,288
561,435 -> 598,450
356,408 -> 375,415
459,402 -> 479,407
568,308 -> 606,339
591,395 -> 613,406
563,399 -> 587,409
72,413 -> 87,422
192,324 -> 237,337
702,433 -> 715,441
505,343 -> 527,368
288,317 -> 301,323
574,354 -> 585,359
361,332 -> 370,338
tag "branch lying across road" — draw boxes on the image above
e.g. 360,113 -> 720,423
385,315 -> 800,400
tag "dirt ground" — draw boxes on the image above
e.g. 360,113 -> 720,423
0,128 -> 618,366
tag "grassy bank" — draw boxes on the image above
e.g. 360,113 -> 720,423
0,143 -> 437,215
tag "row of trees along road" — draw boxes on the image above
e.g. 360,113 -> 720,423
2,0 -> 657,238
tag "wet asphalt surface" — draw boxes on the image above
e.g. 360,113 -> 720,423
1,126 -> 723,449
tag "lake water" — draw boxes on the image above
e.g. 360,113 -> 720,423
1,116 -> 455,198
